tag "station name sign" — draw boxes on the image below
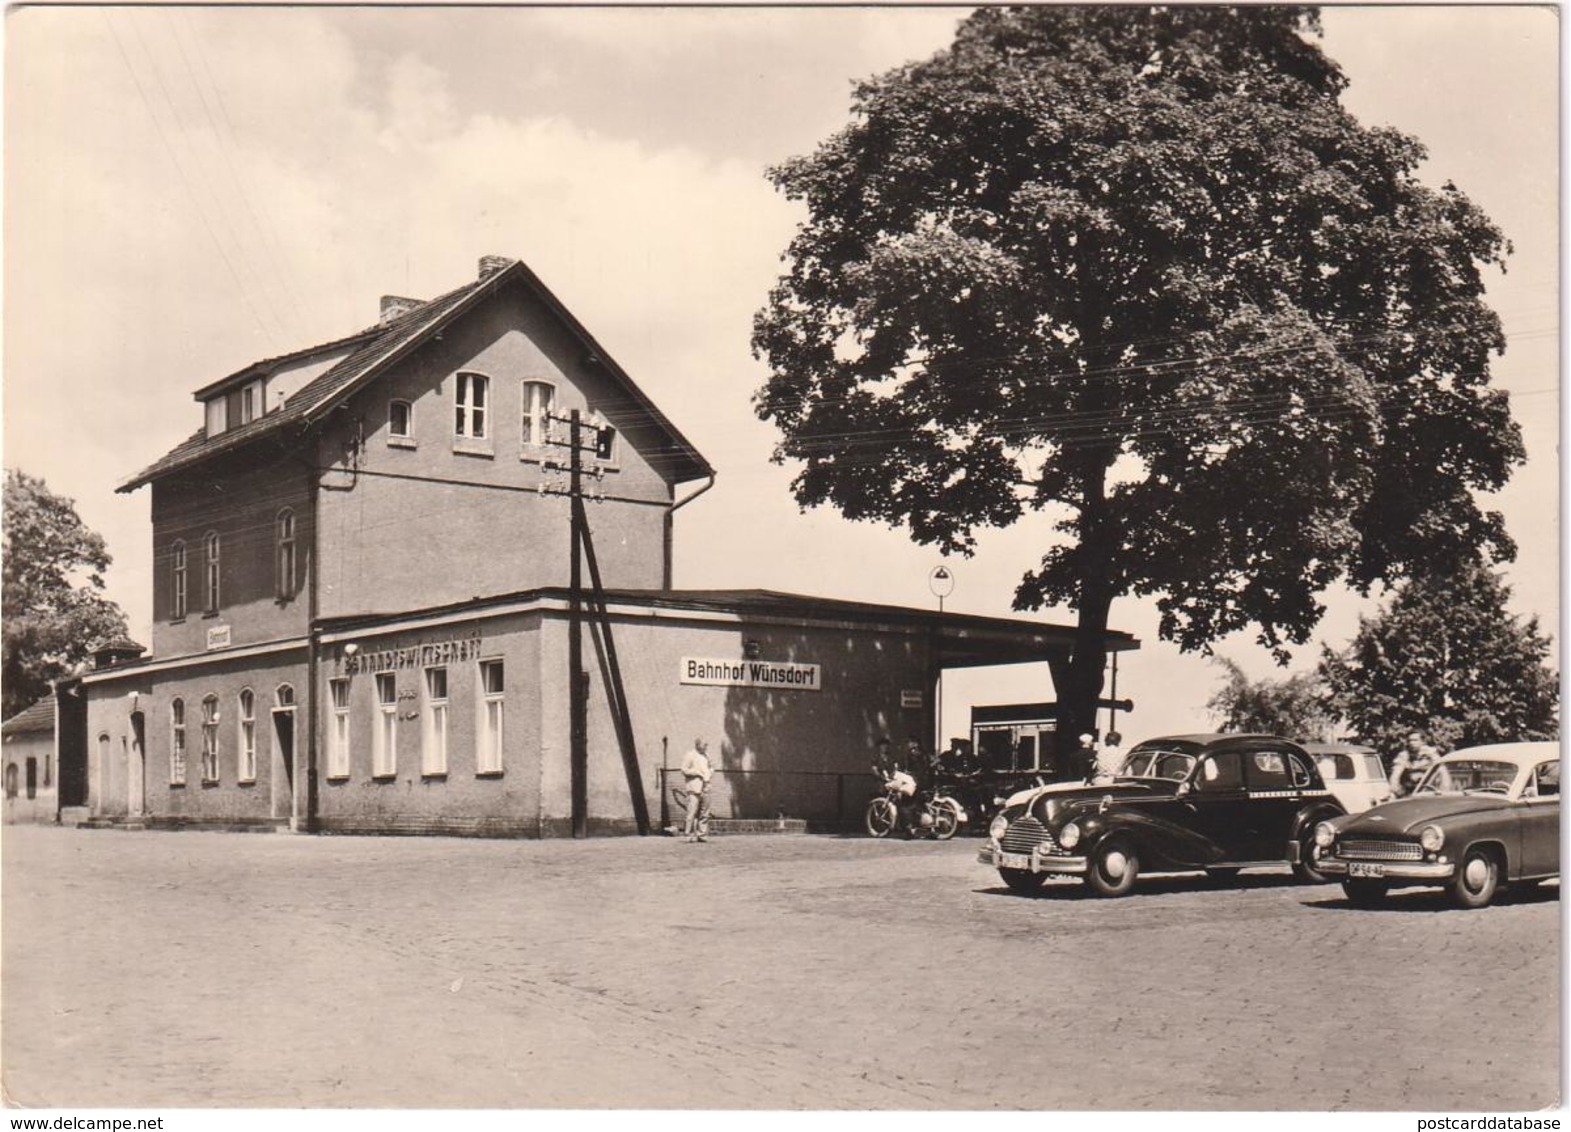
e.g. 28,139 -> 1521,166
681,657 -> 821,691
340,635 -> 484,676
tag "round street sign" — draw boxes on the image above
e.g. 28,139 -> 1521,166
928,564 -> 956,599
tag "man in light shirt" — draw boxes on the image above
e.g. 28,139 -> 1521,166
1095,731 -> 1126,780
681,738 -> 715,843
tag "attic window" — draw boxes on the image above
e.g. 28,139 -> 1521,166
390,400 -> 413,439
455,373 -> 488,439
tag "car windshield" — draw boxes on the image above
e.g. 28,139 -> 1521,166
1119,748 -> 1196,781
1415,760 -> 1520,796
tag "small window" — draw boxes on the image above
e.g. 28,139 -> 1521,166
201,695 -> 220,783
455,373 -> 488,439
204,531 -> 221,613
389,400 -> 413,439
241,385 -> 256,425
591,410 -> 618,462
238,689 -> 257,782
275,683 -> 295,708
327,679 -> 351,779
1533,760 -> 1559,798
478,660 -> 504,775
1197,751 -> 1243,790
373,673 -> 397,778
1246,750 -> 1291,791
276,509 -> 297,601
170,698 -> 187,786
522,381 -> 555,447
171,540 -> 188,621
422,667 -> 448,776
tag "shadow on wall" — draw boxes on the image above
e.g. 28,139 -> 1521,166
716,628 -> 922,829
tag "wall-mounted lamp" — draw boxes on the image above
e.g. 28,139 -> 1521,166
744,639 -> 762,660
343,642 -> 360,659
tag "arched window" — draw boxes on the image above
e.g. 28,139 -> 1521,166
275,684 -> 295,708
171,540 -> 188,620
204,532 -> 221,613
275,509 -> 297,601
238,689 -> 256,782
521,381 -> 555,447
455,372 -> 488,438
389,399 -> 413,439
201,695 -> 220,782
170,698 -> 187,785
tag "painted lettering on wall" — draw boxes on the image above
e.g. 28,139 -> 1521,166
206,625 -> 232,650
680,657 -> 821,691
340,635 -> 484,675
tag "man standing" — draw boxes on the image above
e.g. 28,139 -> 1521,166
1095,731 -> 1126,780
1388,730 -> 1439,797
1076,732 -> 1100,782
681,738 -> 714,843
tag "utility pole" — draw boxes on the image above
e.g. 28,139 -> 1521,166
568,410 -> 587,838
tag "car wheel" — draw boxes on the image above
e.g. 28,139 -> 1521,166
999,867 -> 1046,895
931,799 -> 961,841
1342,879 -> 1389,907
1086,837 -> 1140,897
864,798 -> 896,839
1448,847 -> 1501,910
1293,830 -> 1334,884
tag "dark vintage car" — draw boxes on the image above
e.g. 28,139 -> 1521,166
1313,741 -> 1559,909
977,733 -> 1346,896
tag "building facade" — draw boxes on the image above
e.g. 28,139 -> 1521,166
83,255 -> 1138,836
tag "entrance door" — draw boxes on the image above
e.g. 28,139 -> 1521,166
128,713 -> 146,818
271,708 -> 295,821
25,758 -> 37,800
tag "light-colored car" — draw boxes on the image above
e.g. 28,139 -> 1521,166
1314,741 -> 1559,909
1301,741 -> 1392,814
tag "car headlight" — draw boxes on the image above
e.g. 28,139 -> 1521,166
989,813 -> 1010,841
1058,821 -> 1081,850
1418,824 -> 1445,853
1313,821 -> 1336,849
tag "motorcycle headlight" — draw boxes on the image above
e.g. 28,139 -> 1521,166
1313,821 -> 1336,849
1058,821 -> 1081,850
1418,824 -> 1445,853
988,813 -> 1010,841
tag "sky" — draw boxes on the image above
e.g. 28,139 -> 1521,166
3,4 -> 1559,750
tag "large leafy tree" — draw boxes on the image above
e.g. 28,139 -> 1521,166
3,470 -> 129,718
753,6 -> 1522,750
1320,564 -> 1557,756
1206,657 -> 1334,740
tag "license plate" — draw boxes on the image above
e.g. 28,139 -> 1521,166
1349,861 -> 1386,878
999,852 -> 1030,870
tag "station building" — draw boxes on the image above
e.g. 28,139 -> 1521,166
81,255 -> 1138,836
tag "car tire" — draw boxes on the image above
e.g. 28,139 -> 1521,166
999,867 -> 1047,895
1293,830 -> 1334,884
1086,837 -> 1139,897
1448,846 -> 1501,910
864,798 -> 896,839
1342,878 -> 1389,907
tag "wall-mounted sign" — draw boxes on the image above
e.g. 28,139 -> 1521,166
900,689 -> 924,709
206,625 -> 232,650
681,657 -> 821,691
341,635 -> 484,676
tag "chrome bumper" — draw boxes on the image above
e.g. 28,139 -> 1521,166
978,844 -> 1088,876
1318,857 -> 1456,881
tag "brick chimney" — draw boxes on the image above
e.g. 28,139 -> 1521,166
379,295 -> 425,325
478,255 -> 513,281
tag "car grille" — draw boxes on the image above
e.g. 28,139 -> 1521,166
1339,838 -> 1423,861
1002,816 -> 1062,856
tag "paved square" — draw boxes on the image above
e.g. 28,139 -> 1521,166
2,826 -> 1557,1109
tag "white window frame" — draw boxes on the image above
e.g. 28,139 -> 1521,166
241,385 -> 256,425
389,399 -> 413,440
477,659 -> 504,775
276,509 -> 297,600
171,540 -> 187,620
455,373 -> 489,439
422,666 -> 448,776
373,673 -> 397,778
521,380 -> 555,449
204,531 -> 221,613
200,695 -> 220,783
238,689 -> 257,783
328,678 -> 351,779
170,698 -> 187,786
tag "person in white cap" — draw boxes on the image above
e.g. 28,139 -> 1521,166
1076,732 -> 1099,781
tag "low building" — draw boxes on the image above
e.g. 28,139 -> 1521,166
3,699 -> 57,824
83,255 -> 1138,835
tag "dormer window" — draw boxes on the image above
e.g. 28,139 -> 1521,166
240,385 -> 256,425
455,373 -> 488,439
522,381 -> 555,448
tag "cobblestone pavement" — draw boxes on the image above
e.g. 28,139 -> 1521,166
1,825 -> 1558,1110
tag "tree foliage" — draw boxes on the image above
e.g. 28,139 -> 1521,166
3,470 -> 129,718
753,6 -> 1522,749
1319,563 -> 1558,756
1205,656 -> 1334,740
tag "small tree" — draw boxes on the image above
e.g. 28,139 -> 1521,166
2,470 -> 129,718
1319,563 -> 1558,756
1206,657 -> 1335,740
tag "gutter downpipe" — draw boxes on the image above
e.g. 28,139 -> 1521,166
304,463 -> 321,834
664,473 -> 715,589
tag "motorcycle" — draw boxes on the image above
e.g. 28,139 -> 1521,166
864,767 -> 966,840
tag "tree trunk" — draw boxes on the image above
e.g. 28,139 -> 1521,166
1054,455 -> 1118,758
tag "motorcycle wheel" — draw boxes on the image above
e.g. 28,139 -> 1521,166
930,799 -> 961,841
864,796 -> 897,838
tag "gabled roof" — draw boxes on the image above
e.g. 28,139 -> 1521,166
2,698 -> 54,736
119,258 -> 713,492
